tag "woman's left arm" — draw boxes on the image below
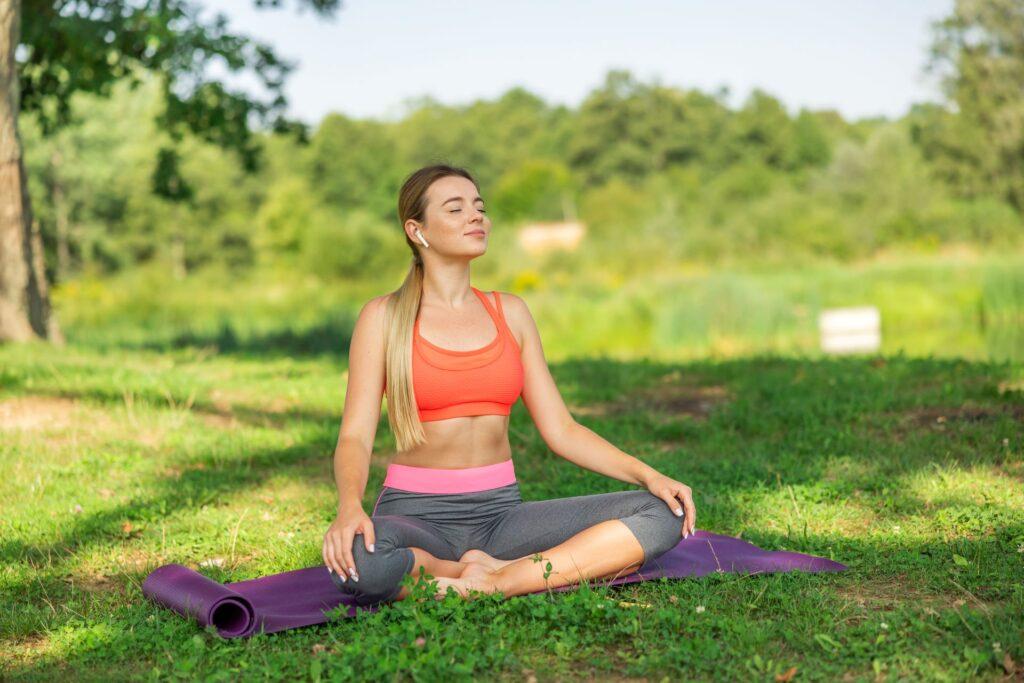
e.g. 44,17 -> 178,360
551,422 -> 696,537
503,293 -> 696,537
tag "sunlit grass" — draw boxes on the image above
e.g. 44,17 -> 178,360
50,252 -> 1024,368
2,336 -> 1022,679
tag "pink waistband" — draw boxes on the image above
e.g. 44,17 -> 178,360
382,458 -> 517,494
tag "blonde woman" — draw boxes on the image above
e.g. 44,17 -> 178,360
323,164 -> 696,604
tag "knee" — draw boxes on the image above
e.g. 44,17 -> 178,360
629,493 -> 686,562
330,536 -> 415,606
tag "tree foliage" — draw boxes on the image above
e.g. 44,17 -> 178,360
18,0 -> 1024,286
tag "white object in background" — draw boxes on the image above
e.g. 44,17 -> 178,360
818,306 -> 881,354
517,221 -> 586,255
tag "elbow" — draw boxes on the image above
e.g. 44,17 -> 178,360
546,415 -> 578,455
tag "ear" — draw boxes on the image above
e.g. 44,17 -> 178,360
404,218 -> 422,241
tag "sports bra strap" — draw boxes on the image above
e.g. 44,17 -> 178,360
492,291 -> 506,321
472,287 -> 513,341
471,287 -> 500,323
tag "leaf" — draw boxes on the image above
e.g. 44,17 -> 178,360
952,553 -> 969,567
814,633 -> 842,652
775,666 -> 798,682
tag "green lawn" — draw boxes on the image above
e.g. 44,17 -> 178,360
1,340 -> 1021,681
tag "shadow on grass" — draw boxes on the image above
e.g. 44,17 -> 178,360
4,525 -> 1022,680
2,384 -> 341,432
0,437 -> 336,568
68,316 -> 357,360
4,354 -> 1021,572
3,352 -> 1023,675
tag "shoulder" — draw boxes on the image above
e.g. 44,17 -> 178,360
355,293 -> 393,332
368,292 -> 393,311
493,290 -> 529,317
492,291 -> 537,347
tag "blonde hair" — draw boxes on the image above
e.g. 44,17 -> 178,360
385,164 -> 479,452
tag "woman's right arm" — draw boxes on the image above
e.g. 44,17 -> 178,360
323,295 -> 389,581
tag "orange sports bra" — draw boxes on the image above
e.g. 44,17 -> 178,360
387,287 -> 524,422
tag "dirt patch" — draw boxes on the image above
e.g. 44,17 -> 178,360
202,389 -> 244,428
0,632 -> 51,668
200,388 -> 296,429
834,573 -> 998,613
0,394 -> 171,450
196,410 -> 239,429
208,388 -> 238,414
570,371 -> 731,421
903,404 -> 1024,429
866,403 -> 1024,443
66,573 -> 121,594
209,387 -> 298,415
0,396 -> 79,431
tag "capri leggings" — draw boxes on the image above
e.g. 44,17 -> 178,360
330,458 -> 686,606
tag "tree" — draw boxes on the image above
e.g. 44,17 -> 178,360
0,0 -> 342,342
926,0 -> 1024,211
567,69 -> 731,186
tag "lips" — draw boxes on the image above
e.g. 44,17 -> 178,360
466,231 -> 486,236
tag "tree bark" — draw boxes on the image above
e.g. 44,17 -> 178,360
0,0 -> 62,343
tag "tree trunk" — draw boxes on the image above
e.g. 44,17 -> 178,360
0,0 -> 62,343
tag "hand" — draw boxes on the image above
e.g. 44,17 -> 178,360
643,472 -> 696,538
323,503 -> 376,582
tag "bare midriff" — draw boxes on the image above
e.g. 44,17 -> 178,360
390,413 -> 512,469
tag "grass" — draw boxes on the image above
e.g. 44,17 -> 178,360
51,251 -> 1024,368
1,335 -> 1022,681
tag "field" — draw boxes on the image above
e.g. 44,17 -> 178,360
2,254 -> 1023,680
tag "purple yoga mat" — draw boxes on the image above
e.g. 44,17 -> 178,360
142,530 -> 847,638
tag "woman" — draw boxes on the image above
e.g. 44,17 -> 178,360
323,164 -> 697,606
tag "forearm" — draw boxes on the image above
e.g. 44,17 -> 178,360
552,422 -> 659,486
334,437 -> 371,512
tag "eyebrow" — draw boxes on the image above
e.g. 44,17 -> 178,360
442,196 -> 485,205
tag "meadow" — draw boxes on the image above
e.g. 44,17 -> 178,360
2,253 -> 1022,680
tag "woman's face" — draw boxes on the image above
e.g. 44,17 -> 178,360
411,175 -> 491,258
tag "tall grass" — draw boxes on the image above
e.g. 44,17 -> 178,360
53,254 -> 1024,369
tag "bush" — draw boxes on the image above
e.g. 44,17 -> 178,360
300,208 -> 408,280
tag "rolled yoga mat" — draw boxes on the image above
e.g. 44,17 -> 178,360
142,530 -> 847,638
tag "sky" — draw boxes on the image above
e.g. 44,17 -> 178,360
199,0 -> 955,127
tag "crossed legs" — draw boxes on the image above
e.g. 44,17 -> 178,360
433,518 -> 646,599
433,489 -> 682,599
334,489 -> 684,605
391,517 -> 645,601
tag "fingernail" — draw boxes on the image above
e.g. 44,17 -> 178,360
368,543 -> 375,553
349,567 -> 358,582
674,508 -> 683,516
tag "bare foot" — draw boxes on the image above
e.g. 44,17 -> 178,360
458,560 -> 494,582
433,575 -> 500,601
458,549 -> 516,572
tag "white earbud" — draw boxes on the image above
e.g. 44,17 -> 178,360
415,229 -> 430,248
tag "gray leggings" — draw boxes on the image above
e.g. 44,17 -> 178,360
330,482 -> 685,606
